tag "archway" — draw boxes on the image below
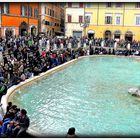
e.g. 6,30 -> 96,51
104,30 -> 112,40
19,21 -> 28,36
125,31 -> 133,42
88,30 -> 95,39
114,30 -> 121,40
5,28 -> 14,37
31,26 -> 36,36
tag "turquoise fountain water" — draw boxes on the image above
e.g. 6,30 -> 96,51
10,56 -> 140,137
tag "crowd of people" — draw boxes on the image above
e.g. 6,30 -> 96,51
0,34 -> 140,137
0,102 -> 30,137
0,35 -> 139,94
0,36 -> 139,88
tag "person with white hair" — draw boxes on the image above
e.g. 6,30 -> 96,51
101,40 -> 105,48
68,40 -> 72,49
127,42 -> 131,50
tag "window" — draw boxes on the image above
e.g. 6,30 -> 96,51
106,2 -> 112,8
21,5 -> 27,16
67,15 -> 72,23
85,15 -> 91,23
60,3 -> 65,8
116,16 -> 121,25
34,9 -> 38,18
50,22 -> 52,26
48,9 -> 51,16
28,7 -> 32,17
105,16 -> 112,24
52,10 -> 54,17
136,16 -> 140,25
79,3 -> 83,8
48,8 -> 50,15
5,28 -> 14,36
85,3 -> 93,8
136,3 -> 140,8
45,21 -> 50,25
45,7 -> 47,14
116,3 -> 122,8
61,11 -> 64,17
79,16 -> 83,23
50,9 -> 52,16
68,3 -> 72,7
49,9 -> 51,16
2,3 -> 9,14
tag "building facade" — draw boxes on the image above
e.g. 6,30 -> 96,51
60,3 -> 65,35
65,3 -> 84,38
0,3 -> 39,37
40,3 -> 64,36
0,5 -> 1,36
85,2 -> 140,41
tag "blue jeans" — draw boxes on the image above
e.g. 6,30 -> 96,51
1,118 -> 11,135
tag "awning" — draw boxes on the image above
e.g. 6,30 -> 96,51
55,31 -> 64,34
88,30 -> 95,34
114,30 -> 121,35
125,31 -> 133,36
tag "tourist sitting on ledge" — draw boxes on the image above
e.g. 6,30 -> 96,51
11,73 -> 21,86
6,109 -> 30,137
33,66 -> 41,76
20,72 -> 26,81
6,102 -> 12,113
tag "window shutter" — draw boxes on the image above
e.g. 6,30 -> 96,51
34,9 -> 35,17
7,3 -> 9,14
50,9 -> 51,16
68,15 -> 69,22
28,7 -> 30,17
37,9 -> 38,18
110,16 -> 112,24
45,7 -> 46,14
48,8 -> 49,15
68,3 -> 72,7
25,6 -> 27,16
30,7 -> 32,17
20,5 -> 22,15
68,15 -> 71,22
105,16 -> 107,24
79,16 -> 83,23
79,3 -> 83,8
1,4 -> 4,14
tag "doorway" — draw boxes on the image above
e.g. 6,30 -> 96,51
5,28 -> 13,37
88,30 -> 95,39
104,30 -> 112,40
73,31 -> 82,38
114,30 -> 121,41
19,21 -> 28,36
31,26 -> 36,36
125,31 -> 133,42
